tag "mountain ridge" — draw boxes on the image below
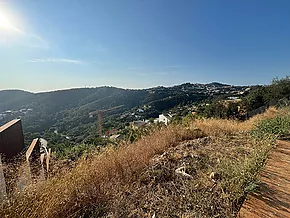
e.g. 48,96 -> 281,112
0,81 -> 242,94
0,81 -> 251,144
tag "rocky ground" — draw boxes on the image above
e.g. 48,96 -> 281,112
105,133 -> 261,218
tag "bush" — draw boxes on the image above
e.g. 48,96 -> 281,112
252,115 -> 290,138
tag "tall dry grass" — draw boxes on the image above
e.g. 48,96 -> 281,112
0,125 -> 204,218
0,107 -> 280,217
109,134 -> 274,217
194,107 -> 278,136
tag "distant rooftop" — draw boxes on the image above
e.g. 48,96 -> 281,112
0,119 -> 21,133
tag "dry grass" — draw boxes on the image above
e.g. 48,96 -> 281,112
0,125 -> 204,218
109,135 -> 273,217
194,107 -> 278,136
245,106 -> 278,129
103,108 -> 280,217
0,107 -> 280,218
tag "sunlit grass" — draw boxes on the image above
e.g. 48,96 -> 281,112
0,107 -> 282,218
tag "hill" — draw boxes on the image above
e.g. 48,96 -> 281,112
0,107 -> 282,218
0,87 -> 147,132
0,83 -> 250,146
2,78 -> 290,217
0,90 -> 35,111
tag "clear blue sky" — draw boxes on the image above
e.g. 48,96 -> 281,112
0,0 -> 290,92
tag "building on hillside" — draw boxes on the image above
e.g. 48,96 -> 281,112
137,108 -> 144,113
157,114 -> 172,125
130,120 -> 147,129
227,96 -> 240,101
105,129 -> 118,137
224,97 -> 242,104
191,111 -> 197,116
109,134 -> 122,140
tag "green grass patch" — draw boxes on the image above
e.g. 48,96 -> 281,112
251,113 -> 290,139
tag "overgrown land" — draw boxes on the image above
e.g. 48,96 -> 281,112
2,77 -> 290,217
2,106 -> 290,217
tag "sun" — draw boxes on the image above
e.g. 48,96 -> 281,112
0,11 -> 21,33
0,12 -> 13,28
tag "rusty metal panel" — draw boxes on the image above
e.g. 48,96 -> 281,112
0,119 -> 25,161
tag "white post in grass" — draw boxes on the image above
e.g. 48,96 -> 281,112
18,161 -> 32,191
0,155 -> 7,200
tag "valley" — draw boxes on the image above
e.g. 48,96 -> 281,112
0,82 -> 250,149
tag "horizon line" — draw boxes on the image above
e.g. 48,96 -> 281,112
0,81 -> 265,94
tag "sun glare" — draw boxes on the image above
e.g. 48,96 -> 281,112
0,12 -> 12,28
0,11 -> 21,33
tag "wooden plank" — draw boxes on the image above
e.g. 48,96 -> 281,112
26,138 -> 39,162
238,140 -> 290,218
0,119 -> 20,133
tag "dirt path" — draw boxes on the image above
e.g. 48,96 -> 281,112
238,140 -> 290,218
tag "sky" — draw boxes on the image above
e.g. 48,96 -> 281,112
0,0 -> 290,92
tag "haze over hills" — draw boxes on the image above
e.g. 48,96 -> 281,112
0,90 -> 35,111
0,81 -> 247,112
1,1 -> 290,216
0,82 -> 250,145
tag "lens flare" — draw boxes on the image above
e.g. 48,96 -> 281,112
0,11 -> 22,33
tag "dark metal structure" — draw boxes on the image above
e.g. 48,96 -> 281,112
0,120 -> 51,196
88,105 -> 124,137
0,119 -> 25,161
26,138 -> 51,180
0,119 -> 25,195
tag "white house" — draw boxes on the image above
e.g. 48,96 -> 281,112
110,134 -> 122,140
137,108 -> 144,113
157,114 -> 172,125
131,120 -> 147,129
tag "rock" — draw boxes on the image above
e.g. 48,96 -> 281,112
209,172 -> 220,182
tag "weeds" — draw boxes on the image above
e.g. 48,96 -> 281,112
109,134 -> 274,217
0,107 -> 285,218
217,137 -> 273,202
0,125 -> 204,218
252,115 -> 290,139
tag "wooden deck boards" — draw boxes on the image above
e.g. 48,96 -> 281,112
238,140 -> 290,218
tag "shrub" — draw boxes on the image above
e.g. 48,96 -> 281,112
252,113 -> 290,138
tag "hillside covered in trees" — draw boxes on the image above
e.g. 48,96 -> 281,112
197,77 -> 290,120
1,77 -> 290,160
0,82 -> 248,145
1,78 -> 290,217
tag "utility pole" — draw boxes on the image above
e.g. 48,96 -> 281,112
98,111 -> 102,137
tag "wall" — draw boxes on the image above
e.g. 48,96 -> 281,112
0,119 -> 25,161
0,119 -> 25,194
